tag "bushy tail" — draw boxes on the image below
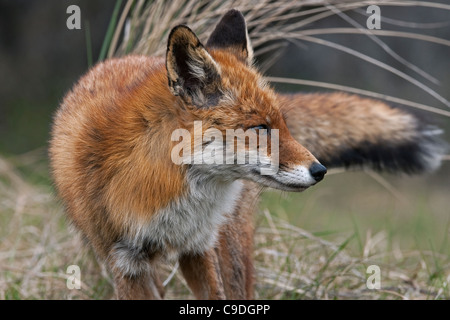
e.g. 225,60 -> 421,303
280,92 -> 446,174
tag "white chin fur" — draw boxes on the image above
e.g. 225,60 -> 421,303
252,165 -> 317,192
272,165 -> 316,187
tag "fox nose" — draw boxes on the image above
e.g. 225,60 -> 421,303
309,162 -> 327,182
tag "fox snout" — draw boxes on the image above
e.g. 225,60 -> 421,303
258,132 -> 328,192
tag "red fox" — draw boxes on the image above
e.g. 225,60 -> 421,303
49,10 -> 444,299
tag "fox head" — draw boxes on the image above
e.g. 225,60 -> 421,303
166,9 -> 326,191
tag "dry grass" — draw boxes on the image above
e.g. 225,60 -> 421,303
0,154 -> 448,300
109,0 -> 450,116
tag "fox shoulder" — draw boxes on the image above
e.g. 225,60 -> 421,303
49,54 -> 187,226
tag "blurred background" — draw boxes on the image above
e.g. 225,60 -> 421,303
0,0 -> 449,299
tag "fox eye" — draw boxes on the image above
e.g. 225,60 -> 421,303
249,124 -> 269,134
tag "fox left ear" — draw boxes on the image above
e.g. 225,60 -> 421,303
166,25 -> 222,107
206,9 -> 254,65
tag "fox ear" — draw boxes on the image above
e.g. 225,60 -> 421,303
206,9 -> 253,65
166,25 -> 222,107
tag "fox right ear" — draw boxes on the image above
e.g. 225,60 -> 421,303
206,9 -> 253,65
166,25 -> 222,108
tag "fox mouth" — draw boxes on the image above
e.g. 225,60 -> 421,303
250,169 -> 312,192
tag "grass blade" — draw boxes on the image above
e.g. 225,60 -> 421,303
84,20 -> 93,68
267,76 -> 450,118
108,0 -> 134,59
296,28 -> 450,48
325,3 -> 440,85
268,34 -> 450,108
98,0 -> 123,62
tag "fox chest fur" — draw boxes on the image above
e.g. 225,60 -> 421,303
129,178 -> 244,256
110,177 -> 244,276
